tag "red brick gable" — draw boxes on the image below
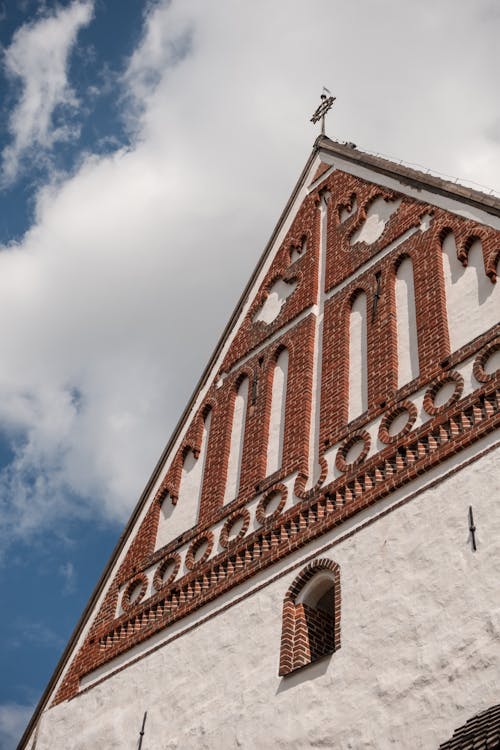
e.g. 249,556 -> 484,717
51,147 -> 500,706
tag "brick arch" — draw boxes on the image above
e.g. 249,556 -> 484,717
459,233 -> 486,267
279,559 -> 341,676
486,248 -> 500,283
288,231 -> 310,264
336,190 -> 357,224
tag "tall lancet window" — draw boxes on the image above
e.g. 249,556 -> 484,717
266,348 -> 289,476
395,257 -> 419,388
348,292 -> 368,423
155,410 -> 212,550
224,376 -> 249,504
442,233 -> 500,353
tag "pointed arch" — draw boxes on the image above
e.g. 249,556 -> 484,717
395,255 -> 419,387
224,375 -> 249,504
266,347 -> 289,476
279,559 -> 341,676
348,291 -> 368,422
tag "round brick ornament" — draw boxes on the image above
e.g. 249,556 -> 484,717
378,400 -> 417,444
335,430 -> 371,473
153,552 -> 181,592
185,532 -> 214,570
121,573 -> 148,612
423,371 -> 464,416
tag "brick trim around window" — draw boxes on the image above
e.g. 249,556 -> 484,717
279,558 -> 341,676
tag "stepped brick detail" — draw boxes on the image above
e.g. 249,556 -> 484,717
47,139 -> 500,709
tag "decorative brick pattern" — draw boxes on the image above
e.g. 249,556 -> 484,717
185,532 -> 214,571
378,400 -> 418,444
423,371 -> 464,417
473,337 -> 500,383
255,484 -> 287,526
153,553 -> 181,592
51,160 -> 500,705
121,574 -> 148,613
335,430 -> 371,473
219,508 -> 250,549
279,559 -> 341,676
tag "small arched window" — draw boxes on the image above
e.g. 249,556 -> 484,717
279,559 -> 341,676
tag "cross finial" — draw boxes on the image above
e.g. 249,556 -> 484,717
310,88 -> 336,136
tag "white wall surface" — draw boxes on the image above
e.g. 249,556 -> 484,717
155,412 -> 211,551
33,447 -> 500,750
395,256 -> 419,387
350,196 -> 401,245
348,292 -> 368,422
224,377 -> 248,504
266,348 -> 288,476
442,234 -> 500,353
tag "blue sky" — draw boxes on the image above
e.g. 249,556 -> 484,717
0,1 -> 499,747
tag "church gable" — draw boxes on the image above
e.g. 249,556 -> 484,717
45,140 -> 500,710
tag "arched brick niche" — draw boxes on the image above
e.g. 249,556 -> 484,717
279,559 -> 341,676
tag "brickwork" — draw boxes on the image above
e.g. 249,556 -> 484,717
51,156 -> 500,706
279,559 -> 341,676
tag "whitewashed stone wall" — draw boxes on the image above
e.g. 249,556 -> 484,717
32,446 -> 500,749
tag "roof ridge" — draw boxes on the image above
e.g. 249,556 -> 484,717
317,135 -> 500,216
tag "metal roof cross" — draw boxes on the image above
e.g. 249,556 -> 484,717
310,89 -> 336,135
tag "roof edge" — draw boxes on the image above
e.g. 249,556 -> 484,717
17,140 -> 321,749
317,135 -> 500,217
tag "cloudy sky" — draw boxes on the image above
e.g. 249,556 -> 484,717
0,0 -> 499,746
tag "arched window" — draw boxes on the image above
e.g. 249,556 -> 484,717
395,256 -> 419,387
266,348 -> 288,476
224,376 -> 249,504
279,559 -> 341,676
348,292 -> 368,422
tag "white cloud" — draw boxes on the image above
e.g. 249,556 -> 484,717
0,0 -> 499,553
59,560 -> 77,594
0,703 -> 34,750
1,0 -> 93,184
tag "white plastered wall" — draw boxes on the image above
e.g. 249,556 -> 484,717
224,377 -> 249,504
395,256 -> 419,387
348,292 -> 368,422
155,412 -> 211,551
266,348 -> 288,476
33,446 -> 500,750
435,235 -> 498,354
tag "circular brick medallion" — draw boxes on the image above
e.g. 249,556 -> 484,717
335,430 -> 371,473
185,532 -> 214,570
378,400 -> 417,444
256,484 -> 287,526
219,508 -> 250,549
423,371 -> 464,416
473,339 -> 500,383
121,573 -> 148,612
153,552 -> 181,592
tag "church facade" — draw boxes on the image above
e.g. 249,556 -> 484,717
20,136 -> 500,749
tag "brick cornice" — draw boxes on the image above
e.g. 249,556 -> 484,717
54,374 -> 499,702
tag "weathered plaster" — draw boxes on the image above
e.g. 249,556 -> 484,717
34,448 -> 500,749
